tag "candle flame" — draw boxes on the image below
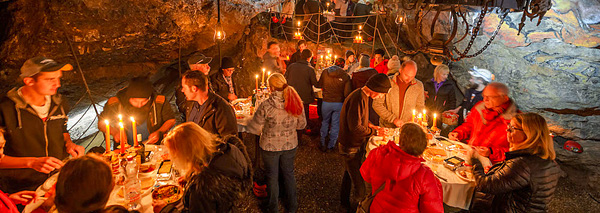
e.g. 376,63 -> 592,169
255,74 -> 258,78
297,21 -> 301,27
130,116 -> 135,122
119,122 -> 124,128
118,114 -> 122,120
262,68 -> 266,72
104,119 -> 109,125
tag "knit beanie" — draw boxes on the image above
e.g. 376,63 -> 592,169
374,49 -> 385,57
387,55 -> 401,74
359,54 -> 370,67
126,77 -> 153,98
366,73 -> 392,93
345,50 -> 355,59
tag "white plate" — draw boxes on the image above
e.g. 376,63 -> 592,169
455,166 -> 475,182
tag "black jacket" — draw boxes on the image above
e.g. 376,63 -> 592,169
284,60 -> 318,104
351,67 -> 378,90
318,66 -> 352,103
209,71 -> 241,101
0,88 -> 70,193
184,92 -> 238,137
338,89 -> 376,153
458,88 -> 483,125
424,79 -> 457,113
470,149 -> 561,213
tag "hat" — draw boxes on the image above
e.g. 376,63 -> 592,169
126,77 -> 154,99
387,55 -> 401,72
345,50 -> 355,59
359,54 -> 370,67
366,73 -> 392,93
221,57 -> 236,70
374,49 -> 385,56
20,56 -> 73,78
187,53 -> 212,65
469,66 -> 493,83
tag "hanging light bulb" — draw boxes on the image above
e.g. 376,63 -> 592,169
297,21 -> 302,27
430,55 -> 444,66
214,24 -> 226,41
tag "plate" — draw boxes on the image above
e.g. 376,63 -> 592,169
152,185 -> 184,204
455,166 -> 475,182
423,147 -> 447,163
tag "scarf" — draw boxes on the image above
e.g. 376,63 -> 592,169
482,100 -> 511,122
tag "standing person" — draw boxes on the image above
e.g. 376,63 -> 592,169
246,74 -> 306,213
209,57 -> 241,102
373,60 -> 425,128
469,113 -> 560,212
0,56 -> 84,194
98,76 -> 176,146
370,49 -> 388,74
344,50 -> 359,74
175,53 -> 213,114
386,55 -> 401,76
263,41 -> 284,74
338,74 -> 391,212
154,122 -> 251,213
0,128 -> 37,213
351,54 -> 378,90
360,123 -> 444,213
449,66 -> 491,125
181,71 -> 237,137
289,40 -> 307,65
449,82 -> 519,164
285,49 -> 318,135
424,64 -> 456,127
317,65 -> 352,152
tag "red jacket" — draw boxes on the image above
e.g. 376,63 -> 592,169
369,58 -> 389,74
361,142 -> 443,213
452,100 -> 519,163
0,190 -> 19,213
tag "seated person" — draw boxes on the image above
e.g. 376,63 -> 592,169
449,82 -> 520,163
209,57 -> 241,102
99,77 -> 176,146
469,113 -> 560,212
360,123 -> 443,213
0,128 -> 37,213
0,57 -> 84,194
154,122 -> 251,212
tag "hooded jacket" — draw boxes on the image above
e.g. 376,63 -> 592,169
373,74 -> 425,128
317,66 -> 352,103
0,88 -> 69,193
184,92 -> 238,137
351,67 -> 378,90
246,91 -> 306,152
337,89 -> 376,153
452,100 -> 519,163
360,142 -> 444,213
470,149 -> 561,213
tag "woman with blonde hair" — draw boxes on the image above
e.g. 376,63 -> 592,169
424,64 -> 456,127
470,112 -> 560,212
247,73 -> 306,213
155,122 -> 250,212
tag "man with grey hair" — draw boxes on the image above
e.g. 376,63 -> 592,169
449,82 -> 520,164
373,60 -> 425,128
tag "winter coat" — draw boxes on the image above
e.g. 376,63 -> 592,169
209,71 -> 242,101
370,58 -> 389,74
452,100 -> 519,163
284,61 -> 318,104
181,142 -> 252,213
99,88 -> 175,137
0,190 -> 19,213
338,89 -> 376,153
470,149 -> 561,213
360,142 -> 444,213
424,79 -> 457,113
317,66 -> 352,103
0,88 -> 69,194
373,74 -> 425,128
351,67 -> 378,90
246,91 -> 306,152
184,92 -> 238,137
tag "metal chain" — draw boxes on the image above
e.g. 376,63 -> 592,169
453,0 -> 490,58
462,11 -> 509,58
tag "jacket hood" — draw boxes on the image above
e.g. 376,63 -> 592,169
209,141 -> 250,180
375,142 -> 425,181
7,87 -> 62,109
326,65 -> 346,78
266,91 -> 285,109
356,67 -> 377,73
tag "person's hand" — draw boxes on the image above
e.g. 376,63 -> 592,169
65,142 -> 84,157
147,132 -> 161,144
228,93 -> 238,101
368,123 -> 377,129
448,132 -> 459,141
152,199 -> 168,213
9,191 -> 36,205
474,146 -> 491,157
393,118 -> 404,127
29,157 -> 64,174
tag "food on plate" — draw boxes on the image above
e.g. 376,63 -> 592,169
139,163 -> 156,173
141,177 -> 154,189
423,147 -> 447,163
456,167 -> 474,182
152,185 -> 183,204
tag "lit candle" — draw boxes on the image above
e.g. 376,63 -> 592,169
255,74 -> 259,92
433,113 -> 437,128
262,68 -> 265,84
104,120 -> 110,153
130,117 -> 138,147
412,109 -> 416,123
297,21 -> 301,27
417,114 -> 422,126
118,114 -> 123,122
359,25 -> 363,30
267,71 -> 271,77
119,122 -> 125,154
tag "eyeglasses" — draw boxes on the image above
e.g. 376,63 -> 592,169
507,124 -> 523,133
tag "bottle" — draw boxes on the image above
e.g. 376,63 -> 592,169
124,155 -> 142,211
